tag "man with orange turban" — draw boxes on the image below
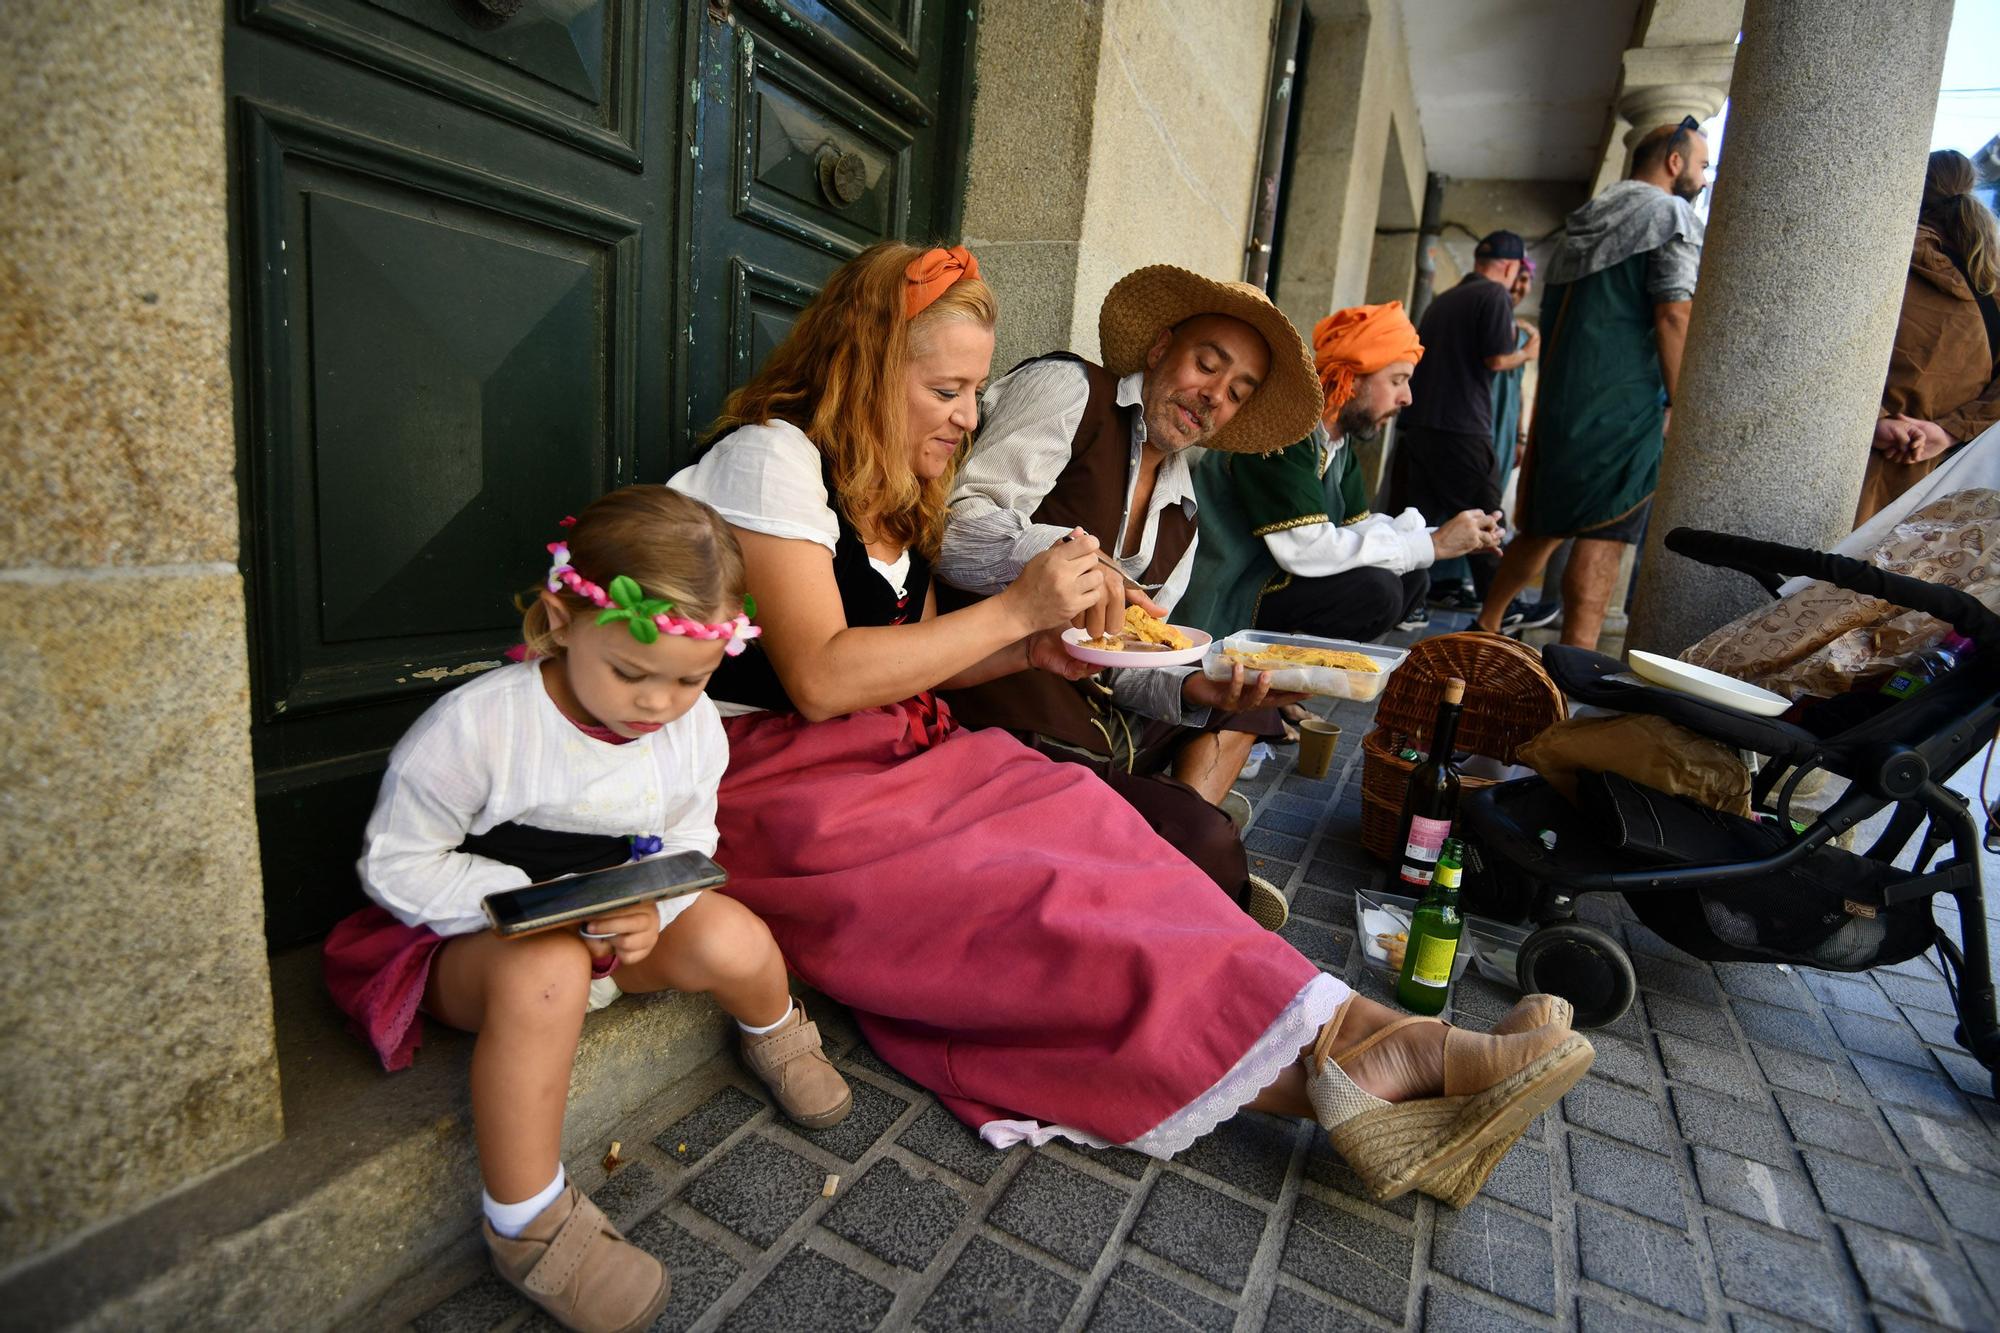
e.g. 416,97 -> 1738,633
1180,301 -> 1503,644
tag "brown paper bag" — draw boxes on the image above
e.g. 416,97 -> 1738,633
1518,714 -> 1752,817
1680,489 -> 2000,700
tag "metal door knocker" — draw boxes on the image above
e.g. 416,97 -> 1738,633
816,146 -> 867,208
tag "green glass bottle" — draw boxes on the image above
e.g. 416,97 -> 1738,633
1395,837 -> 1465,1015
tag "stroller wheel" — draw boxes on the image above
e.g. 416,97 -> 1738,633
1517,923 -> 1637,1030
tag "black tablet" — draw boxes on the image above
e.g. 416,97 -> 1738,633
482,850 -> 728,937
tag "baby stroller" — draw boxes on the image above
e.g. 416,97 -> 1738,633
1462,528 -> 2000,1098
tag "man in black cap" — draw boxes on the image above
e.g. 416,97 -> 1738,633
1386,229 -> 1554,629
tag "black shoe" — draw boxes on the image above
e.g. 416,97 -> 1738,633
1396,605 -> 1431,632
1427,583 -> 1482,612
1499,598 -> 1561,632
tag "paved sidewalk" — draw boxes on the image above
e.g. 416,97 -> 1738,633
394,624 -> 2000,1333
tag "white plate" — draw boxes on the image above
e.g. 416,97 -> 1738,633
1627,649 -> 1790,717
1062,625 -> 1211,669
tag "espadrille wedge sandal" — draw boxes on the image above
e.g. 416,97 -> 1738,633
1418,994 -> 1575,1206
1306,1008 -> 1593,1206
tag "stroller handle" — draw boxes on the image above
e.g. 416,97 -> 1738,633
1665,527 -> 2000,651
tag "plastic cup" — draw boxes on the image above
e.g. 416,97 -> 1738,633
1296,718 -> 1341,779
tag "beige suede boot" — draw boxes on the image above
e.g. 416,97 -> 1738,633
741,1002 -> 853,1129
484,1185 -> 669,1333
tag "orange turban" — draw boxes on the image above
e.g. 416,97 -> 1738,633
904,246 -> 981,319
1312,301 -> 1423,428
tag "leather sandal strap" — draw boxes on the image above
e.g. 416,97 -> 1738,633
523,1192 -> 610,1298
1329,1014 -> 1445,1067
743,1019 -> 823,1077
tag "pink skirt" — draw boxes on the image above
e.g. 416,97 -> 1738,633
716,701 -> 1326,1149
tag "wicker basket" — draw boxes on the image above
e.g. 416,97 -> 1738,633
1359,631 -> 1567,862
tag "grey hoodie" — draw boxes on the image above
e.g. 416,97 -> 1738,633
1544,180 -> 1706,303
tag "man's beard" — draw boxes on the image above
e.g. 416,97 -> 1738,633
1672,170 -> 1704,203
1337,400 -> 1389,442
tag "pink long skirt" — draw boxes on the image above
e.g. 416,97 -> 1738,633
716,700 -> 1331,1150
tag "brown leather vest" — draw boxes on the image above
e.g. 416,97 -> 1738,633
939,355 -> 1196,753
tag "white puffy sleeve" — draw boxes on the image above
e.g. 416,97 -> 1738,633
668,421 -> 839,551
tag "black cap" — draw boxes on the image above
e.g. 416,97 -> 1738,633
1474,230 -> 1526,261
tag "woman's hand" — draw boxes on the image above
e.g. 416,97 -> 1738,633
1182,663 -> 1308,714
1005,530 -> 1108,633
1024,627 -> 1097,680
579,904 -> 661,968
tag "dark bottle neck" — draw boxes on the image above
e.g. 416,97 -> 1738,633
1428,701 -> 1463,768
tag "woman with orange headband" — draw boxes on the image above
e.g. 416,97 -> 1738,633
670,243 -> 1589,1210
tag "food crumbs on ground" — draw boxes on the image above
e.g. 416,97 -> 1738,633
822,1174 -> 840,1197
601,1140 -> 623,1173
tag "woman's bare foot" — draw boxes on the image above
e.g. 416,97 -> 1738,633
1314,996 -> 1447,1101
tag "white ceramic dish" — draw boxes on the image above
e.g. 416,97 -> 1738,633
1627,649 -> 1790,717
1202,631 -> 1408,701
1061,625 -> 1211,669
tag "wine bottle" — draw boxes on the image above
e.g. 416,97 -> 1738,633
1396,677 -> 1465,889
1396,838 -> 1465,1015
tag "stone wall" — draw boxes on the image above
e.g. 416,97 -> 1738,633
0,0 -> 281,1265
964,0 -> 1280,373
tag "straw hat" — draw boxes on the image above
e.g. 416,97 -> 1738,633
1098,265 -> 1324,455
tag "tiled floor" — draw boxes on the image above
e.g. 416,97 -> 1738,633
396,616 -> 2000,1332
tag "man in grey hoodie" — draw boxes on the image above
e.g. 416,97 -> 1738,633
1475,120 -> 1709,649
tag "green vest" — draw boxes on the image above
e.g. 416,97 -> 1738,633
1180,426 -> 1369,639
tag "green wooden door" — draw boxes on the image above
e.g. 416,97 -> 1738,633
227,1 -> 975,948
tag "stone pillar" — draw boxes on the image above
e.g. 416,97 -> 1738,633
1627,0 -> 1955,655
1591,40 -> 1736,193
1,1 -> 282,1263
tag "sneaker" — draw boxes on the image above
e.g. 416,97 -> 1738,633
1427,584 -> 1483,612
1219,789 -> 1253,831
1498,599 -> 1561,633
1396,605 -> 1431,632
485,1185 -> 671,1333
1244,874 -> 1291,932
740,1002 -> 853,1129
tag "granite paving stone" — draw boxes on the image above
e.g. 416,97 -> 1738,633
1800,969 -> 1899,1018
1131,1172 -> 1269,1294
1574,1201 -> 1708,1319
1303,1140 -> 1418,1220
838,1038 -> 917,1087
1420,1286 -> 1548,1333
684,1134 -> 826,1248
1773,1089 -> 1886,1158
1938,1046 -> 2000,1097
624,1213 -> 744,1333
1643,991 -> 1731,1046
787,1077 -> 912,1163
1706,1215 -> 1843,1325
1838,1225 -> 1993,1328
1750,1041 -> 1867,1105
718,1245 -> 893,1332
1964,1235 -> 2000,1308
588,1159 -> 669,1226
1671,1087 -> 1792,1167
1279,1195 -> 1414,1322
653,1085 -> 766,1166
1690,1146 -> 1822,1236
1884,1105 -> 2000,1177
1730,998 -> 1837,1059
1293,886 -> 1347,922
1062,1142 -> 1152,1181
1171,1111 -> 1301,1201
1657,1031 -> 1762,1102
1575,1296 -> 1680,1333
1712,963 -> 1813,1010
1634,952 -> 1726,1007
1263,1282 -> 1384,1331
1918,1165 -> 2000,1241
1247,829 -> 1310,860
1280,917 -> 1344,969
1826,1008 -> 1934,1069
915,1235 -> 1079,1333
1480,1139 -> 1553,1218
1902,1004 -> 1964,1049
1267,791 -> 1331,821
1304,857 -> 1375,891
1429,1200 -> 1556,1314
897,1101 -> 1011,1185
1084,1261 -> 1235,1332
1567,1132 -> 1688,1226
988,1152 -> 1129,1270
411,1275 -> 522,1333
1850,1052 -> 1972,1119
1562,1077 -> 1674,1153
1258,810 -> 1321,838
820,1158 -> 967,1270
1875,969 -> 1957,1014
1800,1150 -> 1938,1240
1583,1035 -> 1659,1092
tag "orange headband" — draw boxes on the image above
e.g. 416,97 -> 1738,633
904,246 -> 981,319
1312,301 -> 1424,428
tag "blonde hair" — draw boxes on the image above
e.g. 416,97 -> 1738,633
520,486 -> 746,658
1922,149 -> 1999,297
706,241 -> 998,558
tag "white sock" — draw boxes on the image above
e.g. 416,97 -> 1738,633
737,1000 -> 795,1036
483,1165 -> 566,1239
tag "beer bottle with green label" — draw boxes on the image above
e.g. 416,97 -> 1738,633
1395,837 -> 1465,1015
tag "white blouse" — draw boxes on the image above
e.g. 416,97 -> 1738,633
356,660 -> 727,937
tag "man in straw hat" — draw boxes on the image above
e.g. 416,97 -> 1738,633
1179,301 -> 1504,647
936,265 -> 1323,930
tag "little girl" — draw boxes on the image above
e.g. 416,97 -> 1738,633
323,486 -> 849,1333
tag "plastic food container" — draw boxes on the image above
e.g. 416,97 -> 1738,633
1354,886 -> 1532,989
1202,631 -> 1408,702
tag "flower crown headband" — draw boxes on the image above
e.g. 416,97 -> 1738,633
544,518 -> 761,656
